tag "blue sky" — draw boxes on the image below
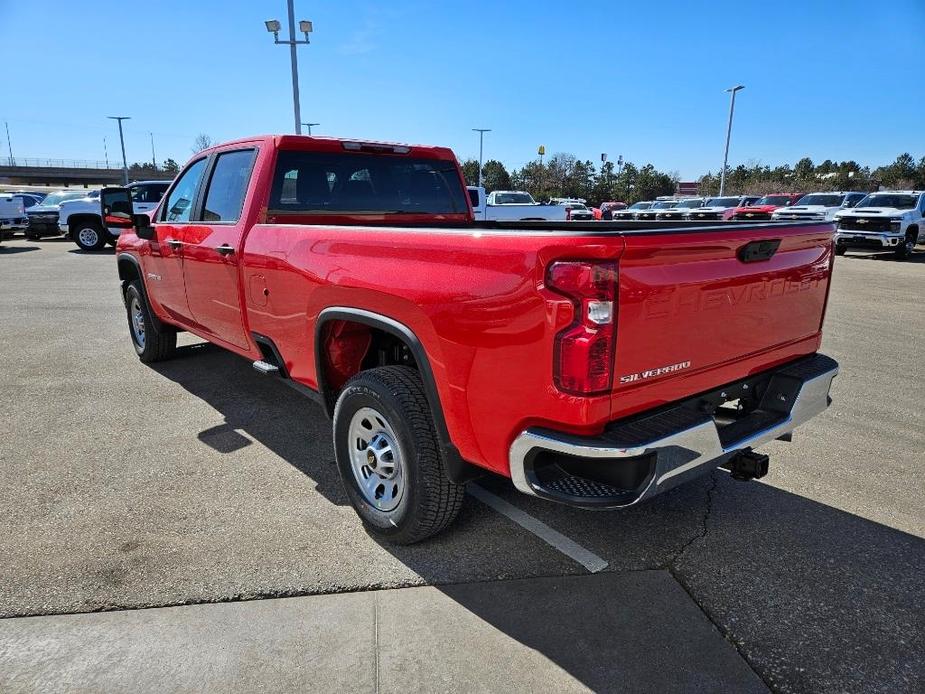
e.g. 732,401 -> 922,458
2,0 -> 922,179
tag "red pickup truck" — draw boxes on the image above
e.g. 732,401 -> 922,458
102,135 -> 839,543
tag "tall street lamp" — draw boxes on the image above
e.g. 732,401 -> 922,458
301,122 -> 320,135
472,128 -> 491,187
719,85 -> 744,196
265,3 -> 313,135
108,116 -> 131,185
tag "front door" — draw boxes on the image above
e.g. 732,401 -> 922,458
144,157 -> 208,324
180,148 -> 256,351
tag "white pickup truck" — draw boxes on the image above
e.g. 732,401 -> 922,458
58,180 -> 169,251
772,191 -> 866,222
467,186 -> 568,222
834,190 -> 924,259
0,193 -> 26,239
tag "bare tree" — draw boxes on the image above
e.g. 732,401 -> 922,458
192,133 -> 213,153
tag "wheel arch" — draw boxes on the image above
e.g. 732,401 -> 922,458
67,213 -> 103,234
315,307 -> 480,483
116,253 -> 165,332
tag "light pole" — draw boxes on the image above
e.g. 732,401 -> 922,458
719,85 -> 744,196
108,116 -> 131,185
150,132 -> 157,168
301,122 -> 320,135
4,121 -> 13,165
472,128 -> 491,186
265,3 -> 313,135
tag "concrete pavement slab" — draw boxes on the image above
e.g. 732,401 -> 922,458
0,591 -> 376,693
0,572 -> 767,694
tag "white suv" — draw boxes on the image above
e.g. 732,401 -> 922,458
834,191 -> 925,259
59,180 -> 170,251
772,191 -> 866,222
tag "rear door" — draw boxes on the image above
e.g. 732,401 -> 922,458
180,147 -> 257,350
612,223 -> 833,405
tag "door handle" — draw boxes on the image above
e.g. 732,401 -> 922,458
215,244 -> 235,256
166,239 -> 182,249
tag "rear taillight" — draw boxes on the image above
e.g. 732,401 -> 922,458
565,207 -> 571,221
547,261 -> 618,395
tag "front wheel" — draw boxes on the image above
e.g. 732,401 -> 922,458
124,280 -> 176,362
72,221 -> 107,251
895,233 -> 915,260
333,366 -> 465,544
834,244 -> 846,256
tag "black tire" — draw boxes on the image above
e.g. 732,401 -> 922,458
834,244 -> 846,256
895,230 -> 916,260
333,366 -> 465,544
24,229 -> 40,240
124,280 -> 176,362
72,221 -> 107,251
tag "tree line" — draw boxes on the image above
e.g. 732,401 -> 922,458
461,153 -> 925,205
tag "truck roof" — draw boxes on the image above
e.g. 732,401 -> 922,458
199,135 -> 458,162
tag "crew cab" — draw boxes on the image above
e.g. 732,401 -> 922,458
833,190 -> 924,259
105,135 -> 839,543
60,180 -> 170,250
467,186 -> 567,221
771,191 -> 866,223
730,193 -> 805,221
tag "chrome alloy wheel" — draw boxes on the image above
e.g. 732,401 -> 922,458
77,226 -> 100,248
348,407 -> 405,512
130,296 -> 146,348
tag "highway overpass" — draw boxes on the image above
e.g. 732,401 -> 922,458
0,158 -> 174,186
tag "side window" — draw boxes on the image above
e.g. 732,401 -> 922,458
162,159 -> 207,223
200,150 -> 256,223
919,195 -> 925,214
468,189 -> 480,207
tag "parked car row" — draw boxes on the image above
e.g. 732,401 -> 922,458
1,181 -> 170,250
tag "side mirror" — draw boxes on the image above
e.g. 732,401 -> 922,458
134,213 -> 155,240
100,187 -> 134,228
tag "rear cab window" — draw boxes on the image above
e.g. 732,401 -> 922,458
268,150 -> 469,217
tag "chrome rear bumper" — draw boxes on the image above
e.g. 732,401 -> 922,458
509,353 -> 838,508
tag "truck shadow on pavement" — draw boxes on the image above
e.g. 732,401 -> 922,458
843,250 -> 925,263
150,342 -> 924,694
152,342 -> 350,507
0,245 -> 40,254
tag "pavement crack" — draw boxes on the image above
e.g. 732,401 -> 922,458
664,470 -> 718,569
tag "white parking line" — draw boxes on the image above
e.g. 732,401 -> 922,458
468,484 -> 609,573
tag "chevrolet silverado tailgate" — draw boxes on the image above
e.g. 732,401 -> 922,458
611,222 -> 834,416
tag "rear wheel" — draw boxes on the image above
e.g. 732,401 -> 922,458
333,366 -> 465,544
72,221 -> 107,251
125,280 -> 176,362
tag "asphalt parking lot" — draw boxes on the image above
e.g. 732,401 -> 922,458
1,236 -> 923,693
